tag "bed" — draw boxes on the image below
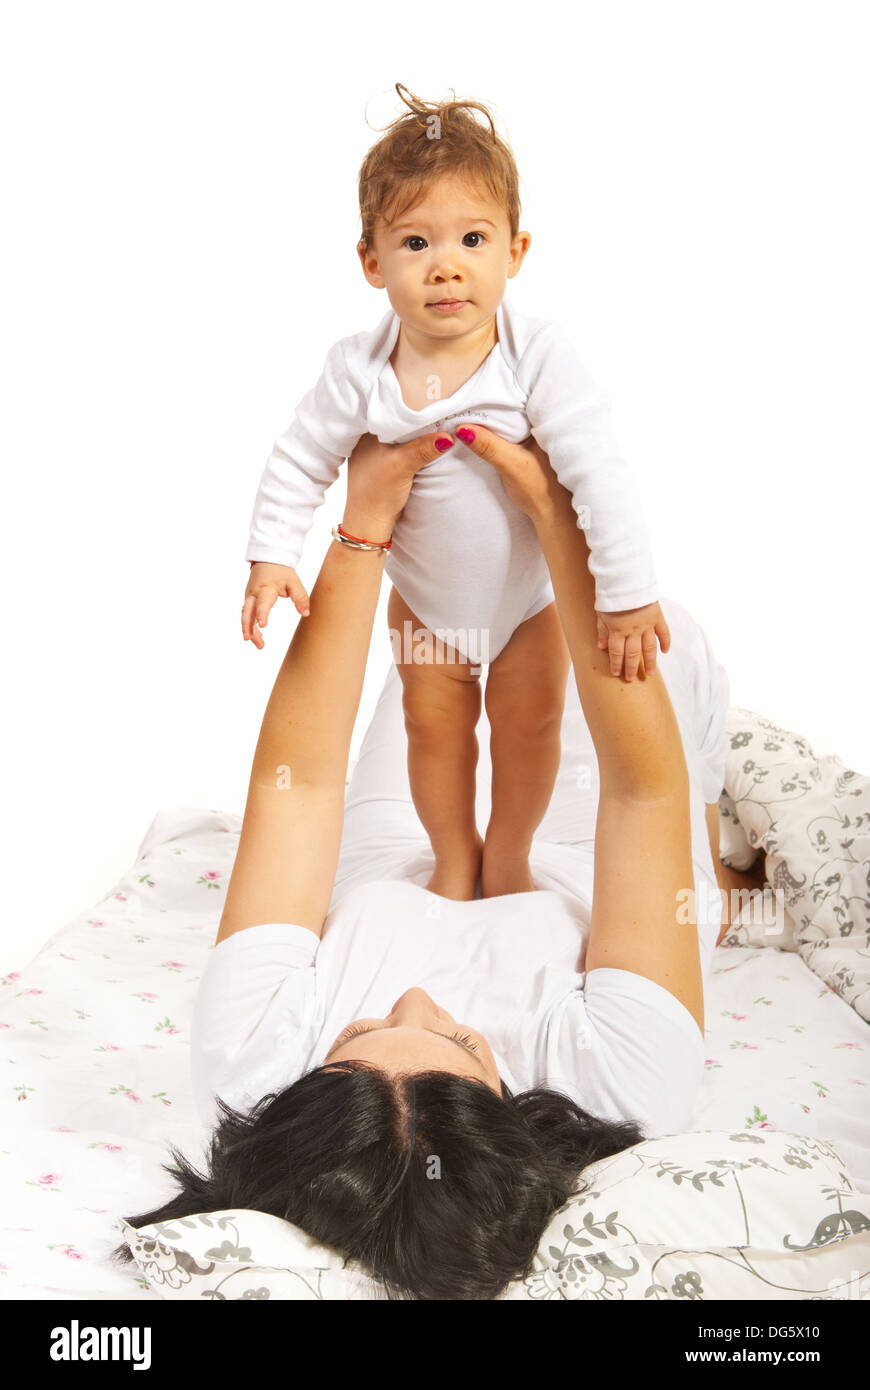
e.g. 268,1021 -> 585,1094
2,703 -> 869,1301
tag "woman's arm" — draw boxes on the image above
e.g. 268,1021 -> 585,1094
215,431 -> 452,946
705,800 -> 767,944
455,424 -> 703,1032
535,494 -> 702,1030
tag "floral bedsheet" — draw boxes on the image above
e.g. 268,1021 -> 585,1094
1,805 -> 868,1299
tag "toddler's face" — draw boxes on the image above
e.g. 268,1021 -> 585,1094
357,172 -> 529,340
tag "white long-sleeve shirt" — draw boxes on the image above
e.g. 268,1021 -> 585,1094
246,297 -> 659,661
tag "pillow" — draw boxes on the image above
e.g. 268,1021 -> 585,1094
718,706 -> 870,1022
117,1128 -> 870,1301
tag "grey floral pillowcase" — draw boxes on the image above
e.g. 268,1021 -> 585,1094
118,1128 -> 870,1301
718,707 -> 870,1023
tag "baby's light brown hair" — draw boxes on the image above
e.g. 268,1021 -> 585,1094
357,83 -> 522,251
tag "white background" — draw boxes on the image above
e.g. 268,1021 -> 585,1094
1,1 -> 867,967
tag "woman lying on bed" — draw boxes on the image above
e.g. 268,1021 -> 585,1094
114,425 -> 764,1300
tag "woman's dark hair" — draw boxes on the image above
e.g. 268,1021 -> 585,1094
111,1062 -> 643,1300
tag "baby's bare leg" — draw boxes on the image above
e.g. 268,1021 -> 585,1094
388,586 -> 484,900
482,602 -> 571,897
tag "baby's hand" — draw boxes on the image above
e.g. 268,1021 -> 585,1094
242,562 -> 310,650
595,602 -> 671,682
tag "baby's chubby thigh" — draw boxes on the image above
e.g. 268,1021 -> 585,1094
387,585 -> 483,736
484,600 -> 571,737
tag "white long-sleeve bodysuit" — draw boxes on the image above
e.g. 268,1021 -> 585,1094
246,297 -> 659,662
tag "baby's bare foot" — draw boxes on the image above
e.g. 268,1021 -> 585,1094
481,841 -> 536,898
426,835 -> 484,901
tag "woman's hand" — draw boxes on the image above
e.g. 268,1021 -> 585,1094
343,430 -> 456,541
452,424 -> 571,524
451,424 -> 665,681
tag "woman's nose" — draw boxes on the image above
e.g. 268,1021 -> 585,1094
390,987 -> 452,1023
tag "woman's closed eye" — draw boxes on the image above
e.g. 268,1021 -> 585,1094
332,1021 -> 481,1056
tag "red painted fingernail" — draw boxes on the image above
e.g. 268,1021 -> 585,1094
456,427 -> 475,443
435,436 -> 454,452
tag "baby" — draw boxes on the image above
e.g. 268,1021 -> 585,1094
242,84 -> 671,900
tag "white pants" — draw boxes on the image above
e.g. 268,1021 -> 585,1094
332,595 -> 731,986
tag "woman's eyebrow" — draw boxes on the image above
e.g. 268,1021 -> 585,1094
325,1025 -> 485,1069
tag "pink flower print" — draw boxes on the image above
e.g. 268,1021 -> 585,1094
197,871 -> 222,889
162,960 -> 185,970
114,894 -> 127,902
54,1126 -> 75,1133
744,1104 -> 772,1129
88,920 -> 105,928
25,988 -> 44,995
850,1080 -> 867,1086
63,1248 -> 84,1260
104,1144 -> 124,1153
109,1084 -> 142,1103
38,1173 -> 61,1186
2,971 -> 21,983
0,1023 -> 10,1029
104,1044 -> 122,1052
142,993 -> 157,999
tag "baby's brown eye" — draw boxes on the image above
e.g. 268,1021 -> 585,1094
404,236 -> 426,251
